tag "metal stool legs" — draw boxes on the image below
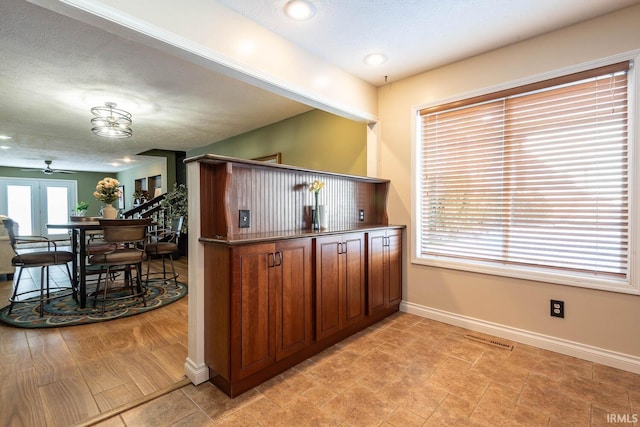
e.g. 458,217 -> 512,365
145,254 -> 179,288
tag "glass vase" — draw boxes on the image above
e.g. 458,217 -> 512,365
312,191 -> 320,231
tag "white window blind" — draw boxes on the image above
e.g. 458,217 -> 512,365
418,62 -> 630,282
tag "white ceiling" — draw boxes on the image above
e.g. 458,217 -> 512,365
1,0 -> 638,173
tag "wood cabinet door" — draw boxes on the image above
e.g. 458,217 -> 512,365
367,229 -> 403,312
342,233 -> 365,327
316,235 -> 341,340
316,233 -> 365,339
274,238 -> 313,360
387,229 -> 403,306
231,243 -> 276,380
367,230 -> 387,314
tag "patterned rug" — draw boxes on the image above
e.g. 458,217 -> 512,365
0,281 -> 187,328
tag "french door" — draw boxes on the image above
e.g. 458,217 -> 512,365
0,178 -> 76,237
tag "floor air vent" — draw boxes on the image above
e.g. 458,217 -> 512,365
464,334 -> 514,351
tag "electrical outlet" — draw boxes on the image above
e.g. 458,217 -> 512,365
550,300 -> 564,318
359,209 -> 365,222
239,210 -> 250,228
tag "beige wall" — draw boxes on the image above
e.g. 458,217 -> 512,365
379,4 -> 640,360
188,109 -> 367,176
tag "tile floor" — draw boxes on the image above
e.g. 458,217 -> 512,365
96,312 -> 640,427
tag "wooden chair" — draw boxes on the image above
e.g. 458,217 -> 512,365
88,218 -> 151,315
145,216 -> 183,288
2,218 -> 74,317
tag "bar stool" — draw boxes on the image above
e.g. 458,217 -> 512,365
145,216 -> 183,288
2,218 -> 75,317
88,218 -> 151,315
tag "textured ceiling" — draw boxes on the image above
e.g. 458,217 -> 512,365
0,0 -> 313,172
0,0 -> 638,172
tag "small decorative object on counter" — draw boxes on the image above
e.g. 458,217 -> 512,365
309,179 -> 325,231
74,201 -> 89,216
94,177 -> 121,219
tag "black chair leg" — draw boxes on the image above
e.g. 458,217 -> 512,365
94,274 -> 103,308
168,255 -> 178,288
136,263 -> 147,307
101,266 -> 111,315
8,267 -> 24,315
39,266 -> 46,318
64,262 -> 77,302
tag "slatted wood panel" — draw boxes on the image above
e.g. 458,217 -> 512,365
198,159 -> 390,238
199,162 -> 230,238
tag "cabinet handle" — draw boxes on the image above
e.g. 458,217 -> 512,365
275,251 -> 282,267
268,253 -> 276,268
342,242 -> 347,254
337,242 -> 343,254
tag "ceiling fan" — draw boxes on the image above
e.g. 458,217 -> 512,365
21,160 -> 77,175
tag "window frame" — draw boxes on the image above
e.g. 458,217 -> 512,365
412,52 -> 640,295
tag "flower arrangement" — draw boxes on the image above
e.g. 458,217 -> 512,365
93,177 -> 121,204
309,180 -> 324,230
309,180 -> 325,194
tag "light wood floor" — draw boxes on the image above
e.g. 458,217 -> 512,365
2,257 -> 640,426
0,257 -> 189,427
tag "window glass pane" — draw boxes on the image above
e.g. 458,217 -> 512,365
47,186 -> 69,234
418,64 -> 630,286
7,185 -> 32,235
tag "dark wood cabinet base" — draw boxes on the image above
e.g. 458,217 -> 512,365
189,155 -> 405,398
209,304 -> 400,397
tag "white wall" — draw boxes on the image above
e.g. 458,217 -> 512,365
378,4 -> 640,369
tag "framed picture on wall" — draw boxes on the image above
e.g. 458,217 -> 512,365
117,186 -> 125,209
252,153 -> 281,164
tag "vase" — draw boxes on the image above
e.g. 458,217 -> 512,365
318,205 -> 328,230
312,191 -> 320,231
102,203 -> 117,219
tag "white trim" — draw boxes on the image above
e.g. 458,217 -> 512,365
184,161 -> 209,385
184,358 -> 209,385
411,257 -> 640,295
412,51 -> 640,295
400,300 -> 640,375
413,50 -> 640,113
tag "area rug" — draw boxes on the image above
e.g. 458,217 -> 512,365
0,281 -> 187,328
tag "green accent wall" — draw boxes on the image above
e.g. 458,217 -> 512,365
1,158 -> 167,215
0,167 -> 115,217
187,109 -> 367,175
1,110 -> 364,218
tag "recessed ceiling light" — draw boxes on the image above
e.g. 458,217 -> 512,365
364,53 -> 387,66
284,0 -> 316,20
0,145 -> 10,150
0,135 -> 12,140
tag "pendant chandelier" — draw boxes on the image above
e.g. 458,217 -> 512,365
90,102 -> 133,138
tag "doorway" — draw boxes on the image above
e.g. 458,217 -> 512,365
0,177 -> 76,237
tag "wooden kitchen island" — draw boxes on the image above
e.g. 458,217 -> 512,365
185,154 -> 404,397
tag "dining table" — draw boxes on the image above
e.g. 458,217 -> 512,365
47,218 -> 102,308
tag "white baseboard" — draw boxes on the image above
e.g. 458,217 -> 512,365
184,358 -> 209,385
400,301 -> 640,375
